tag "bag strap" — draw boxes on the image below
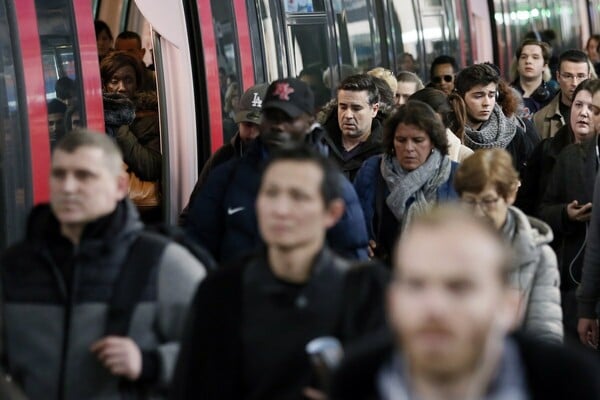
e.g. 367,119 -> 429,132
105,232 -> 168,336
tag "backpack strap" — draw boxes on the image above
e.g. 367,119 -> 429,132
105,232 -> 168,336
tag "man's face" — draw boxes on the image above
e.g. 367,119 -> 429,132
256,160 -> 338,251
517,45 -> 546,81
115,38 -> 145,62
238,121 -> 260,143
105,65 -> 138,99
48,113 -> 65,138
557,61 -> 590,104
50,147 -> 127,231
388,221 -> 513,381
395,81 -> 418,105
337,89 -> 378,141
463,82 -> 497,129
431,63 -> 455,95
260,109 -> 312,148
570,89 -> 600,143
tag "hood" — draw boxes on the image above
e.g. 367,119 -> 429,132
508,206 -> 553,264
26,200 -> 143,254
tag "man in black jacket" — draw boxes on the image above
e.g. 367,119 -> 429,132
322,74 -> 382,181
331,205 -> 600,400
172,144 -> 388,399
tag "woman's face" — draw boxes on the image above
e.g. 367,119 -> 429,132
460,184 -> 512,230
97,30 -> 113,58
105,65 -> 137,99
588,39 -> 600,63
393,123 -> 434,171
570,89 -> 600,143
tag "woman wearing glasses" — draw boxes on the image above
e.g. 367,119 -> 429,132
353,100 -> 458,263
454,148 -> 563,343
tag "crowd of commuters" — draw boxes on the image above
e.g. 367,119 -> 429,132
7,20 -> 600,399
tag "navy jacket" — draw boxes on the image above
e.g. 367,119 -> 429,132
354,155 -> 459,260
185,139 -> 369,263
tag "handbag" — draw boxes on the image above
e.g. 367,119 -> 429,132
127,168 -> 161,209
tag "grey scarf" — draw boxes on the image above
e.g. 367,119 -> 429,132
380,150 -> 452,231
464,105 -> 516,150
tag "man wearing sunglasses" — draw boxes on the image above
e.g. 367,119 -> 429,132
429,55 -> 458,95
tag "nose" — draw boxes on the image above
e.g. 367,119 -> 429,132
59,173 -> 78,193
272,195 -> 292,215
116,80 -> 126,93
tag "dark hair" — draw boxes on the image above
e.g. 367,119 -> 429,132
100,51 -> 144,92
515,39 -> 552,64
455,63 -> 499,96
262,143 -> 343,206
337,74 -> 380,105
116,31 -> 142,48
558,49 -> 589,72
54,130 -> 123,175
409,87 -> 466,142
94,20 -> 113,41
430,55 -> 458,79
55,76 -> 75,100
382,100 -> 448,156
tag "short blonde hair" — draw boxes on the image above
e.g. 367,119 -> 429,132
367,67 -> 398,93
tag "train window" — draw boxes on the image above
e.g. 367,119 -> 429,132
211,0 -> 243,143
35,0 -> 84,149
0,2 -> 30,247
388,0 -> 422,77
283,0 -> 325,13
333,0 -> 382,73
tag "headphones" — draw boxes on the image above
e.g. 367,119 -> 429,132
531,80 -> 551,102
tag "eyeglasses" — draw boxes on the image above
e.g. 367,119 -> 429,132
559,73 -> 588,82
461,197 -> 500,211
432,75 -> 454,84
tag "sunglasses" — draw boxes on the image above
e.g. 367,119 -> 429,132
432,75 -> 454,84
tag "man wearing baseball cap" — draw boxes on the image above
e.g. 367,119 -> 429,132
179,83 -> 268,224
184,77 -> 369,262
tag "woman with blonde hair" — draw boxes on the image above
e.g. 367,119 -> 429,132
454,148 -> 563,343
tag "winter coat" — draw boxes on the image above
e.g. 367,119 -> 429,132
322,112 -> 384,181
330,332 -> 600,400
516,125 -> 572,216
578,168 -> 600,317
184,138 -> 370,263
353,155 -> 458,261
506,206 -> 563,343
445,128 -> 473,162
170,247 -> 389,399
538,137 -> 597,291
0,201 -> 205,399
533,93 -> 565,139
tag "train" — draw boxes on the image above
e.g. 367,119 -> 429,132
0,0 -> 599,249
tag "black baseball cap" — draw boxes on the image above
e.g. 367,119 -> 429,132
262,78 -> 315,118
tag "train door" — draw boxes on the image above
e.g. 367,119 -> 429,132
0,0 -> 101,249
387,0 -> 470,82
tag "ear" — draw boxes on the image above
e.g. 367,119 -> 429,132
505,182 -> 519,206
324,198 -> 345,229
498,288 -> 524,333
371,102 -> 380,118
116,171 -> 130,200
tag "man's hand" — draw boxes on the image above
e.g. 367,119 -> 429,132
566,201 -> 592,222
91,336 -> 142,381
577,318 -> 599,349
368,240 -> 377,259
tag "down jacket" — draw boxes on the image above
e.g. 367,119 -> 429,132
506,206 -> 563,343
1,201 -> 205,399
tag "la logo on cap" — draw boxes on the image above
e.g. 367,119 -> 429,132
251,92 -> 262,107
272,82 -> 295,101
